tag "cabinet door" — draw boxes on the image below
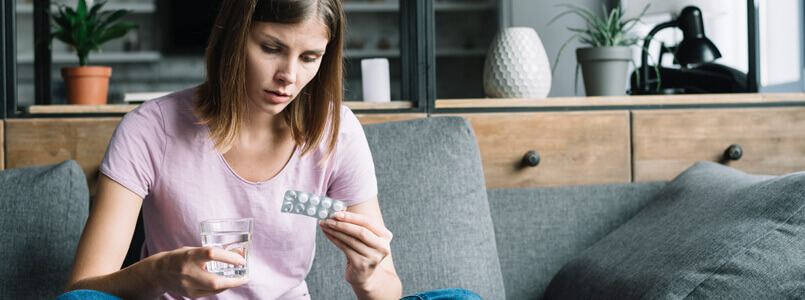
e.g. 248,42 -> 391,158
446,111 -> 632,188
632,107 -> 805,181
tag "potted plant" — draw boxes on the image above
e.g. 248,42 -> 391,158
550,3 -> 650,96
45,0 -> 137,105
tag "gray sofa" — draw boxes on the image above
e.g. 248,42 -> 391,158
4,116 -> 802,299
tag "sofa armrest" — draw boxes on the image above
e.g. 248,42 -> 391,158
0,160 -> 89,298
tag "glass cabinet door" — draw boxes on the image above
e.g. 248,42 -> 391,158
343,0 -> 402,102
434,0 -> 498,99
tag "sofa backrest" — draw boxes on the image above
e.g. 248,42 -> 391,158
306,117 -> 506,299
0,160 -> 89,299
487,181 -> 667,299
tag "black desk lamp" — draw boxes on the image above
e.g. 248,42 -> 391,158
633,6 -> 747,94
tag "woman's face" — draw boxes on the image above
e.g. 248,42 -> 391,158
244,18 -> 330,117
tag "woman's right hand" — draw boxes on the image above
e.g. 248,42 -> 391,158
152,246 -> 250,298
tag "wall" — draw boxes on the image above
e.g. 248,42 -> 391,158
509,0 -> 608,97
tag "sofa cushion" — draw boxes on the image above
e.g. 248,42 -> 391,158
488,181 -> 667,300
0,160 -> 89,298
307,117 -> 506,299
545,161 -> 805,299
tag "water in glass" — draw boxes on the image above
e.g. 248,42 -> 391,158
201,231 -> 251,278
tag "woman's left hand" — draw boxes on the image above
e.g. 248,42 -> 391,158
319,211 -> 394,287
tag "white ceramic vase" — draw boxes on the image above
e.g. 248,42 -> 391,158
483,27 -> 552,99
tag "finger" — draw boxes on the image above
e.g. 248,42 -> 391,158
321,225 -> 363,259
321,218 -> 389,253
322,227 -> 379,257
190,269 -> 251,291
195,247 -> 247,266
331,211 -> 393,238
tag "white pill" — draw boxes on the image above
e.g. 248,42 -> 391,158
310,196 -> 320,206
298,193 -> 309,203
318,209 -> 329,219
332,202 -> 344,212
307,206 -> 317,216
321,198 -> 332,208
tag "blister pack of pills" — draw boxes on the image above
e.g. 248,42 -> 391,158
281,190 -> 346,219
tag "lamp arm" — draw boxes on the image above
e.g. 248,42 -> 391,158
640,20 -> 678,93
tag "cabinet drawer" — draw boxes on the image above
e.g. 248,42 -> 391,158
632,107 -> 805,181
447,111 -> 631,189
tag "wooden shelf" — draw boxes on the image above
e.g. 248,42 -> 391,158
344,2 -> 399,12
436,93 -> 805,109
25,100 -> 415,114
342,1 -> 494,13
345,49 -> 400,59
17,51 -> 162,64
16,3 -> 156,14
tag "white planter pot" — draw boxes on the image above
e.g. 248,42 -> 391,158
483,27 -> 552,99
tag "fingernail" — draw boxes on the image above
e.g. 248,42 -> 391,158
326,219 -> 337,227
238,258 -> 246,265
334,212 -> 344,219
318,219 -> 324,226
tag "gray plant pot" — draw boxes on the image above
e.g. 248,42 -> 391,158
576,46 -> 633,96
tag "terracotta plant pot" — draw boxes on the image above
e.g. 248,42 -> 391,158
61,66 -> 112,105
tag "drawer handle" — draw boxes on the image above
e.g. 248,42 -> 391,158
724,144 -> 743,160
523,151 -> 541,167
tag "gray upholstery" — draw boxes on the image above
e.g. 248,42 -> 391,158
307,117 -> 506,300
8,117 -> 802,300
488,181 -> 667,300
545,161 -> 805,299
0,160 -> 89,299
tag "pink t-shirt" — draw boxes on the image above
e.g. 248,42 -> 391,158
99,87 -> 378,299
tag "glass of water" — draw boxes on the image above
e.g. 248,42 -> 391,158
199,218 -> 252,278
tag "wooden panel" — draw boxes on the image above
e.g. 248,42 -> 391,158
444,111 -> 631,189
1,121 -> 4,170
355,113 -> 427,125
632,107 -> 805,181
436,93 -> 805,109
26,100 -> 416,114
5,118 -> 121,195
27,104 -> 139,114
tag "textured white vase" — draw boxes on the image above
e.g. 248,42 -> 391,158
483,27 -> 552,98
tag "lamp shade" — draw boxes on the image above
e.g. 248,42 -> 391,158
675,6 -> 722,66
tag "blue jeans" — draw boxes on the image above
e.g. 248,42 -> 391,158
401,288 -> 483,300
57,288 -> 482,299
55,290 -> 122,300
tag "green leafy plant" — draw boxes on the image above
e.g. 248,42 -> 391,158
549,3 -> 657,92
45,0 -> 138,66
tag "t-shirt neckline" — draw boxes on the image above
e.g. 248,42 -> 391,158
203,124 -> 300,186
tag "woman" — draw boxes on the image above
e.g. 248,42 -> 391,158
59,0 -> 402,299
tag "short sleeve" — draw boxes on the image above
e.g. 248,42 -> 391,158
99,100 -> 167,199
326,107 -> 378,206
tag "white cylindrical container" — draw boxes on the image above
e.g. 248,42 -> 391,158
361,58 -> 391,102
483,27 -> 552,99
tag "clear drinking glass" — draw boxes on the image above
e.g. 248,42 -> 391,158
199,218 -> 253,278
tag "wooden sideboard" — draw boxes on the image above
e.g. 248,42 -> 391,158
1,113 -> 424,195
3,93 -> 805,192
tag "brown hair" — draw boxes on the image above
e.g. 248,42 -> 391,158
195,0 -> 344,158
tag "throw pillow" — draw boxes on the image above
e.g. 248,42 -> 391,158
544,161 -> 805,299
